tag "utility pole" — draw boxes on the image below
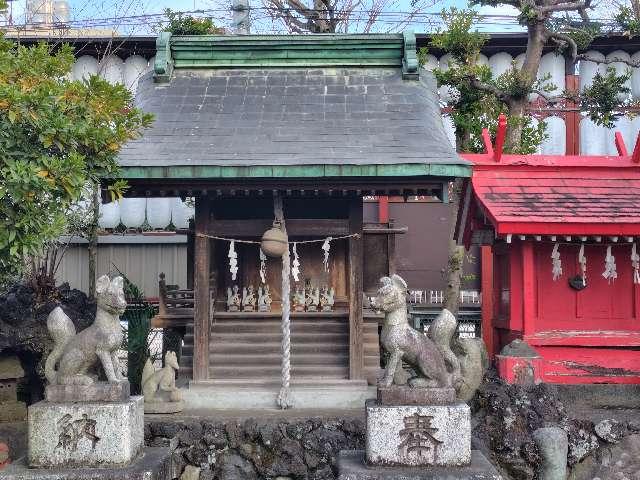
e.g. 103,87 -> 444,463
231,0 -> 250,34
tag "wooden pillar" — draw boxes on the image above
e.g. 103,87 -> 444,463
348,197 -> 364,380
378,196 -> 389,223
192,196 -> 211,381
480,246 -> 495,358
387,219 -> 396,276
186,220 -> 194,290
565,74 -> 580,155
521,241 -> 536,337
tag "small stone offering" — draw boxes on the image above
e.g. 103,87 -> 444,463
0,356 -> 27,423
293,286 -> 305,312
227,285 -> 241,311
242,285 -> 257,312
320,285 -> 335,312
258,284 -> 273,312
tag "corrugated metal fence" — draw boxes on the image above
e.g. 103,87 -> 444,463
55,235 -> 188,298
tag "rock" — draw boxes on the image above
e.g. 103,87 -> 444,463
595,420 -> 627,444
568,425 -> 600,464
213,451 -> 259,480
180,465 -> 201,480
532,427 -> 568,480
570,434 -> 640,480
0,282 -> 95,402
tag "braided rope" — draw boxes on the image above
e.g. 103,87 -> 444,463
275,196 -> 293,409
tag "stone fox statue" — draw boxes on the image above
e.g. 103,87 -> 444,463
141,351 -> 181,403
45,275 -> 127,385
372,274 -> 486,400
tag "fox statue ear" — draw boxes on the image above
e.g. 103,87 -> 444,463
391,274 -> 407,290
96,275 -> 111,294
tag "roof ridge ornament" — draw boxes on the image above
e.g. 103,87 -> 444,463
154,32 -> 174,83
402,31 -> 419,80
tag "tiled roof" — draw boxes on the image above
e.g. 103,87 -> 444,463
471,167 -> 640,235
118,68 -> 467,179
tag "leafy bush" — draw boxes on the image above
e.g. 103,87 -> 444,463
163,9 -> 224,35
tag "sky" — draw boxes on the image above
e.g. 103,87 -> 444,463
5,0 -> 531,35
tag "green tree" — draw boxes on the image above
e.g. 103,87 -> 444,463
0,39 -> 153,284
162,9 -> 225,35
427,6 -> 637,312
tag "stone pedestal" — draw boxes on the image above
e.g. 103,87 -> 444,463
338,387 -> 502,480
28,396 -> 144,468
1,447 -> 171,480
338,450 -> 503,480
365,400 -> 471,467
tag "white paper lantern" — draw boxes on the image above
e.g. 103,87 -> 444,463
605,50 -> 632,101
120,198 -> 146,228
580,117 -> 607,155
72,55 -> 98,81
99,54 -> 124,85
146,198 -> 172,229
420,54 -> 438,72
123,55 -> 148,94
99,201 -> 120,229
579,51 -> 605,91
541,116 -> 566,155
171,198 -> 193,229
489,52 -> 513,79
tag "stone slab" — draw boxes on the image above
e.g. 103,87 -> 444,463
338,450 -> 503,480
366,400 -> 471,467
27,396 -> 144,468
377,387 -> 456,406
45,382 -> 130,403
144,400 -> 184,414
0,402 -> 26,423
0,447 -> 171,480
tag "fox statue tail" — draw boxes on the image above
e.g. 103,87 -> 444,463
428,308 -> 462,390
141,358 -> 155,398
44,306 -> 76,384
428,308 -> 488,401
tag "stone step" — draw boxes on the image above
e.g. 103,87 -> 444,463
209,352 -> 348,366
208,331 -> 349,344
209,364 -> 349,379
210,320 -> 348,334
206,341 -> 349,355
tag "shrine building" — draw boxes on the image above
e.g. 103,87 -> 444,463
116,32 -> 469,407
457,119 -> 640,384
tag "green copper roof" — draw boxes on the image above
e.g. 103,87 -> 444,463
153,32 -> 419,82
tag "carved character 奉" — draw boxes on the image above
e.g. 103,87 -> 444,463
45,276 -> 127,386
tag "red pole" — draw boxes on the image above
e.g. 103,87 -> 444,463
378,196 -> 389,224
481,246 -> 495,358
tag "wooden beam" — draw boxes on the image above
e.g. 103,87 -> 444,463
348,197 -> 364,380
192,197 -> 211,381
480,246 -> 495,359
208,219 -> 349,237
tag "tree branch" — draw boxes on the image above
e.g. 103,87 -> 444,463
538,1 -> 585,13
469,77 -> 509,102
547,31 -> 578,61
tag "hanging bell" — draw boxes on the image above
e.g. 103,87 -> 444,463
261,221 -> 288,258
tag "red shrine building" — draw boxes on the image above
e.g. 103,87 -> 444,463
458,119 -> 640,384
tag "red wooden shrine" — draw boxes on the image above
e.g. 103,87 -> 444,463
458,116 -> 640,384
